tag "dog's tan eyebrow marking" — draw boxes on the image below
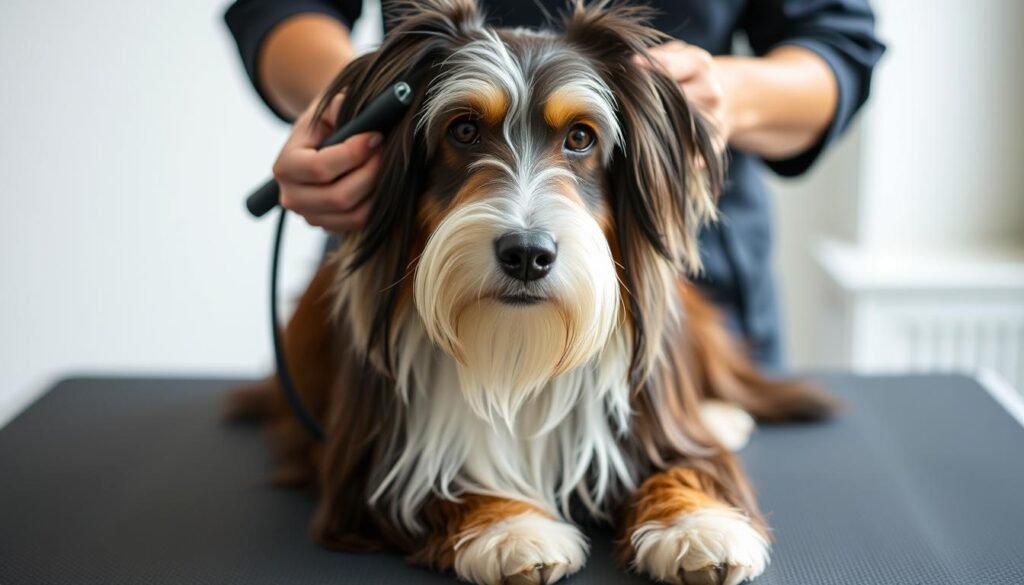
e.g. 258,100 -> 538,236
543,87 -> 589,129
539,79 -> 622,158
469,85 -> 509,125
423,82 -> 509,139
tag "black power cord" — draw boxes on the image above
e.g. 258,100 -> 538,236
247,81 -> 414,441
268,208 -> 324,439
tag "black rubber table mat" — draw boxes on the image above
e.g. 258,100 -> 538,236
1,374 -> 1022,584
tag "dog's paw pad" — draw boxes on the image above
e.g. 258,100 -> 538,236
455,512 -> 587,585
631,508 -> 769,585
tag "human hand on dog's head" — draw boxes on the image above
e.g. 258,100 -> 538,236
272,93 -> 384,233
635,41 -> 731,156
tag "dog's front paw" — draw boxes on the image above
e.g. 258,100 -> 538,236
630,508 -> 769,585
453,512 -> 588,585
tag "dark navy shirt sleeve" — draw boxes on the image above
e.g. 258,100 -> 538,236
741,0 -> 885,176
224,0 -> 363,121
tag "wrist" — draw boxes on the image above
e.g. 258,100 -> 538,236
714,56 -> 760,143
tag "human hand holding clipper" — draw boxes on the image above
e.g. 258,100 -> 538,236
244,81 -> 414,441
246,81 -> 414,226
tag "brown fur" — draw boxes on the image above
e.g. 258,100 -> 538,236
411,496 -> 549,570
225,0 -> 838,578
619,467 -> 764,565
679,283 -> 841,422
618,464 -> 777,585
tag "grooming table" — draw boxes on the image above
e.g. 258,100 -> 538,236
1,375 -> 1023,584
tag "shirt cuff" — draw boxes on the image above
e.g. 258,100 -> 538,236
761,38 -> 864,177
225,0 -> 352,122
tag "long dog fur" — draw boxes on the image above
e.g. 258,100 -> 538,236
227,1 -> 838,582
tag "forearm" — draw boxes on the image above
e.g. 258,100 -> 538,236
258,13 -> 356,120
719,46 -> 838,160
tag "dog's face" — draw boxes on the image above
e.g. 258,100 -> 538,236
412,32 -> 623,414
326,0 -> 722,418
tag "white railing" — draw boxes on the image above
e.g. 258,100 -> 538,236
814,239 -> 1024,394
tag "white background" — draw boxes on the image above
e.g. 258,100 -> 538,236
2,0 -> 1022,425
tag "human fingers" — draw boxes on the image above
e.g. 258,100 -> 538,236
278,152 -> 382,215
273,131 -> 382,186
636,42 -> 713,84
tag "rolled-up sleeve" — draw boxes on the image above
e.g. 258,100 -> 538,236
741,0 -> 886,176
224,0 -> 363,120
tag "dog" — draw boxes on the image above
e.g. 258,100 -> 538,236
227,1 -> 838,583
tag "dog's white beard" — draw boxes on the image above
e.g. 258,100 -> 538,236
456,301 -> 570,422
414,197 -> 619,425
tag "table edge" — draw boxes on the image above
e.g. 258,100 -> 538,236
978,369 -> 1024,428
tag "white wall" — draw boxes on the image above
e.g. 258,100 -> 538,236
773,0 -> 1024,370
769,124 -> 865,369
774,0 -> 1024,378
0,0 -> 381,425
858,0 -> 1024,251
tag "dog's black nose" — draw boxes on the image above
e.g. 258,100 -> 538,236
495,231 -> 557,282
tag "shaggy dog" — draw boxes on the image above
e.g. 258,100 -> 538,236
229,1 -> 836,583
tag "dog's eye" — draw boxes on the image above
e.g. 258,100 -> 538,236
448,117 -> 480,145
564,124 -> 596,152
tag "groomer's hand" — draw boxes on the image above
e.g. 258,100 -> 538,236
637,41 -> 737,155
640,41 -> 840,160
272,94 -> 383,232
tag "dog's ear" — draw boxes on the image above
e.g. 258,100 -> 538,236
563,1 -> 724,386
315,0 -> 484,368
564,1 -> 723,274
316,0 -> 484,271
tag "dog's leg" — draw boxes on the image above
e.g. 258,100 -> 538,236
624,467 -> 769,585
679,283 -> 839,423
413,495 -> 588,585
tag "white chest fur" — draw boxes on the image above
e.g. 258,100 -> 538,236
370,318 -> 636,532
